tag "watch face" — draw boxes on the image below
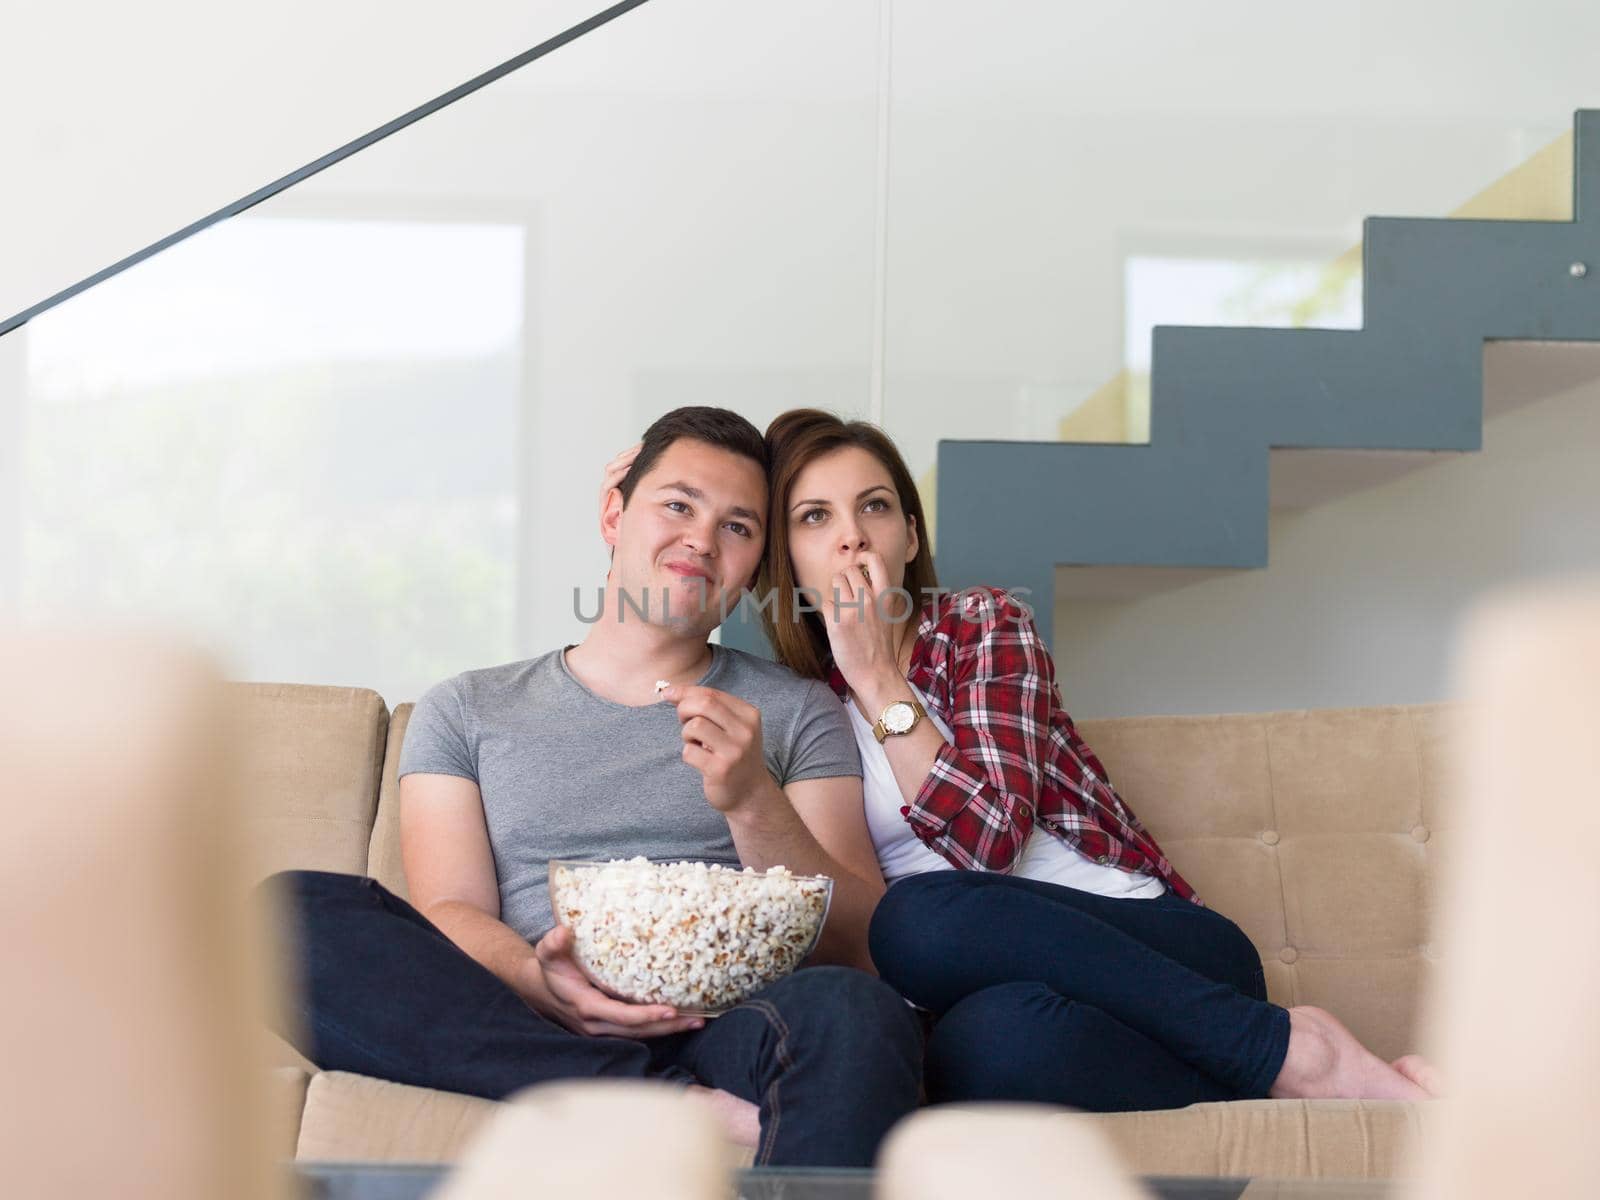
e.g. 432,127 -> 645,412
884,702 -> 916,734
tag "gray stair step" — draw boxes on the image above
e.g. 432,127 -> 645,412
935,110 -> 1600,642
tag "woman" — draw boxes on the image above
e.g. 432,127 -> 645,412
603,413 -> 1441,1112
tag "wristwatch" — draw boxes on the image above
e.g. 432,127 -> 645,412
873,698 -> 926,744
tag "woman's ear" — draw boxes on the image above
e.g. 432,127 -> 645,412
905,513 -> 920,563
600,489 -> 625,550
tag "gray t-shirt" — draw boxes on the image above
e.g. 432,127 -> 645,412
397,644 -> 861,943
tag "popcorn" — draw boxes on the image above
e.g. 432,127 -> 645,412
549,858 -> 832,1014
654,679 -> 671,699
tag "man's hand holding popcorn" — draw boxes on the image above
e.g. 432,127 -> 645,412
523,922 -> 704,1039
659,684 -> 780,814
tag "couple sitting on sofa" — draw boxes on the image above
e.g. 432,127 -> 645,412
267,405 -> 1439,1169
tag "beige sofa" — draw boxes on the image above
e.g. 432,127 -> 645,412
245,682 -> 1450,1179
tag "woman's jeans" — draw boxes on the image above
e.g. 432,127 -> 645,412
868,870 -> 1292,1112
260,870 -> 923,1168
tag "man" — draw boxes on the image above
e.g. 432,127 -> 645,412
264,407 -> 921,1168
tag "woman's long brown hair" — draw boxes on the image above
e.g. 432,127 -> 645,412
758,409 -> 940,681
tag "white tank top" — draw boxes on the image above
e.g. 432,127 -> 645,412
846,682 -> 1166,899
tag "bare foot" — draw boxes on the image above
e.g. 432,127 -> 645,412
687,1085 -> 760,1148
1390,1054 -> 1446,1098
1268,1006 -> 1431,1102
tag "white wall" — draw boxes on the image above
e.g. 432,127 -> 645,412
1054,344 -> 1600,718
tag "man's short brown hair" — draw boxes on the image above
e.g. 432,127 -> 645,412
618,407 -> 770,506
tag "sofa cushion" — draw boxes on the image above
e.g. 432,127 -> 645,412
227,683 -> 389,885
294,1073 -> 1431,1182
1081,1098 -> 1439,1179
1075,704 -> 1453,1062
295,1073 -> 763,1169
366,702 -> 414,900
295,1072 -> 499,1163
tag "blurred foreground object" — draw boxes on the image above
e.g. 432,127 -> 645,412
0,632 -> 286,1200
878,1104 -> 1150,1200
1409,580 -> 1600,1197
433,1080 -> 731,1200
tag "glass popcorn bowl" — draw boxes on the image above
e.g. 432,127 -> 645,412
548,858 -> 834,1017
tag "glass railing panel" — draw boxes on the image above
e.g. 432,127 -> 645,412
1,0 -> 884,699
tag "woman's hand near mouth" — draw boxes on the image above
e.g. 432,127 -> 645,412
598,442 -> 643,534
824,549 -> 911,710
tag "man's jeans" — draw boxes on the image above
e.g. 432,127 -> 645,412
260,870 -> 922,1168
868,870 -> 1292,1112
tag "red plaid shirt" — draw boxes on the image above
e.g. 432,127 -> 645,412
828,586 -> 1199,904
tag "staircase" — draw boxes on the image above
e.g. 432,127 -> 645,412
932,110 -> 1600,647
